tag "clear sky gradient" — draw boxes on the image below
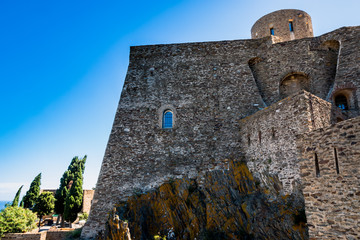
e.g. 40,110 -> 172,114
0,0 -> 359,201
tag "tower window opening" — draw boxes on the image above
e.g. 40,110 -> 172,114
315,153 -> 320,177
289,21 -> 294,32
247,134 -> 251,146
334,148 -> 340,174
270,28 -> 274,36
162,110 -> 173,129
335,94 -> 348,110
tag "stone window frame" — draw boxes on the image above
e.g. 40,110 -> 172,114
289,20 -> 294,32
158,104 -> 177,130
279,71 -> 310,98
332,88 -> 357,111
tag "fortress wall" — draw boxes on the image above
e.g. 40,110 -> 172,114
240,91 -> 332,193
83,26 -> 360,238
82,190 -> 94,214
83,39 -> 270,238
297,117 -> 360,239
249,34 -> 341,106
326,27 -> 360,117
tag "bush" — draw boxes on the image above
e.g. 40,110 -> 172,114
0,206 -> 37,237
78,212 -> 88,221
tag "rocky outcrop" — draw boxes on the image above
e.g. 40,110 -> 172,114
98,160 -> 307,240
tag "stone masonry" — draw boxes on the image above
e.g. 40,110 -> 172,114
297,117 -> 360,239
251,9 -> 313,42
82,9 -> 360,239
240,91 -> 334,193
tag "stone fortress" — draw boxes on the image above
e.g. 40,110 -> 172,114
82,9 -> 360,239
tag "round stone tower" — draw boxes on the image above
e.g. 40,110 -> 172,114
251,9 -> 313,42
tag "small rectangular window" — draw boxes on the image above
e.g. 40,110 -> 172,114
270,28 -> 274,35
315,153 -> 320,177
289,21 -> 294,32
258,131 -> 261,145
334,148 -> 340,174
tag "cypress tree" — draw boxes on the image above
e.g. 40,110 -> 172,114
54,155 -> 86,227
54,170 -> 71,217
63,171 -> 84,227
11,185 -> 23,207
22,173 -> 41,209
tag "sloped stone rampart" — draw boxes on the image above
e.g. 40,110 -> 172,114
297,117 -> 360,239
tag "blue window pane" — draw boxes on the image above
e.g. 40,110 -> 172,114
163,111 -> 173,129
335,95 -> 348,110
289,22 -> 294,32
270,28 -> 274,35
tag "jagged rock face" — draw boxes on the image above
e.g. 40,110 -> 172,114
100,161 -> 307,240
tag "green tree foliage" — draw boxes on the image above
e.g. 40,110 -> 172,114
55,156 -> 86,215
33,192 -> 55,227
22,173 -> 41,209
64,171 -> 84,224
55,156 -> 86,227
0,206 -> 37,237
54,170 -> 71,215
11,185 -> 23,207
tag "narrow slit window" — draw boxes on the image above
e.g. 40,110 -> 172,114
162,110 -> 173,129
270,28 -> 274,36
289,21 -> 294,32
247,134 -> 251,146
315,153 -> 320,177
258,131 -> 262,144
334,148 -> 340,174
271,127 -> 276,139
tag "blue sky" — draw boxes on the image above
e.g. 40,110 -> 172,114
0,0 -> 359,201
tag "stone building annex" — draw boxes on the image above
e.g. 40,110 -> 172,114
82,9 -> 360,239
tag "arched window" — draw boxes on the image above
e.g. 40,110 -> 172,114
335,94 -> 348,110
162,110 -> 173,129
279,73 -> 310,98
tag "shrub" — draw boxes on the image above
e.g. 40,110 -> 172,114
78,212 -> 88,221
0,206 -> 37,237
33,192 -> 55,227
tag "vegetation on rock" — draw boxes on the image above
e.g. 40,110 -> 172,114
0,206 -> 37,237
100,160 -> 308,240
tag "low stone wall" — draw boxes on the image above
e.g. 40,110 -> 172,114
45,231 -> 71,240
297,117 -> 360,239
239,91 -> 332,193
82,190 -> 95,214
3,230 -> 71,240
2,232 -> 46,240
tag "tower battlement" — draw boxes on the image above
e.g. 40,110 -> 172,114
251,9 -> 314,42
